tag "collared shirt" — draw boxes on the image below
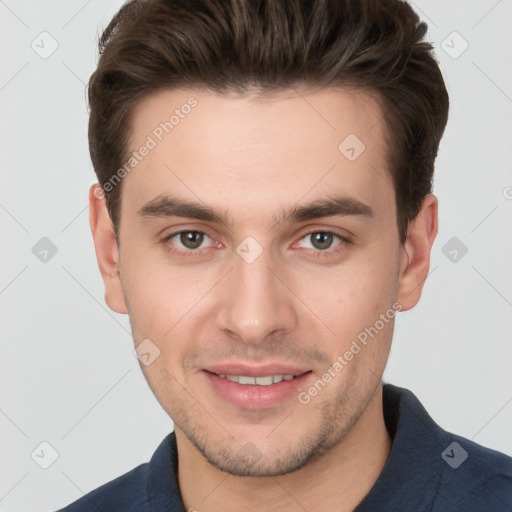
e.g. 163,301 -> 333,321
57,384 -> 512,511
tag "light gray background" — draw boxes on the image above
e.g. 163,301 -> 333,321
1,1 -> 511,511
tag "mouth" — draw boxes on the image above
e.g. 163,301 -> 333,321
209,372 -> 304,385
201,365 -> 313,409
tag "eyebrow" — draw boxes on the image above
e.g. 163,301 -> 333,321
137,194 -> 374,227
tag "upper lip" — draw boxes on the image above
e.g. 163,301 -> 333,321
203,362 -> 311,377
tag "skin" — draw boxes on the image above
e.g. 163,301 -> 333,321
89,86 -> 437,511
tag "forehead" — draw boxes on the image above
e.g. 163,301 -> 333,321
129,86 -> 386,151
121,86 -> 393,225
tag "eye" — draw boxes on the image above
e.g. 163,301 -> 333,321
294,231 -> 350,256
161,230 -> 214,255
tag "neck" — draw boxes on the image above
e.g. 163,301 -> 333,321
176,386 -> 391,512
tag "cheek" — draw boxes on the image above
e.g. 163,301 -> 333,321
120,248 -> 205,331
315,260 -> 396,325
119,251 -> 218,380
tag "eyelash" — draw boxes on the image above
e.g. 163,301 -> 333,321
160,229 -> 352,258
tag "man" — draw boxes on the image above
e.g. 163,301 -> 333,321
58,0 -> 512,510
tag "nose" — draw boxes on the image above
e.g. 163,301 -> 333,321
215,244 -> 299,346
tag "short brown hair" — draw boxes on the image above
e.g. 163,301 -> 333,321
88,0 -> 449,244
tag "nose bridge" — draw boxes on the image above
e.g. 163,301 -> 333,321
216,241 -> 298,344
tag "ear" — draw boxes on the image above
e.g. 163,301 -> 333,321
89,184 -> 128,314
396,194 -> 438,311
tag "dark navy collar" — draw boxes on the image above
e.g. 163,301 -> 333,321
354,383 -> 445,511
148,428 -> 185,512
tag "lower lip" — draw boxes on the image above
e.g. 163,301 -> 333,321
203,371 -> 313,410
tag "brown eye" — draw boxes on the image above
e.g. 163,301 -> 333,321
299,231 -> 342,251
179,231 -> 205,249
293,230 -> 351,259
161,230 -> 213,255
309,232 -> 335,250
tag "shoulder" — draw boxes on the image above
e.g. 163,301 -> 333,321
55,432 -> 181,512
381,384 -> 512,511
56,462 -> 151,512
433,432 -> 512,511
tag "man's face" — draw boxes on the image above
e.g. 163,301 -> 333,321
98,87 -> 415,476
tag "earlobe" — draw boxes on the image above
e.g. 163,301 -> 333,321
89,184 -> 128,314
396,194 -> 438,311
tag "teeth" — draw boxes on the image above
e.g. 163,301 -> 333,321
238,376 -> 256,385
256,375 -> 274,385
218,374 -> 297,385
